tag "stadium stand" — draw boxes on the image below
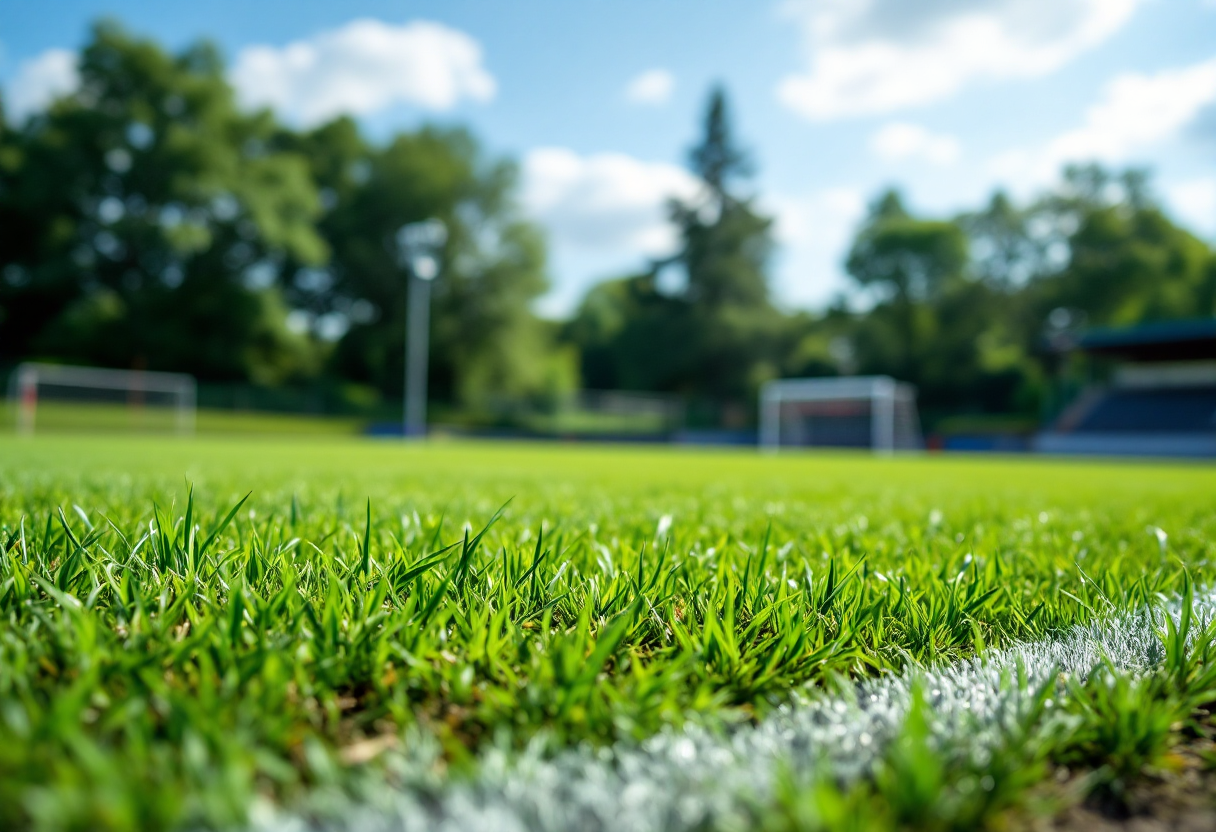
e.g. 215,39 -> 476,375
1035,318 -> 1216,457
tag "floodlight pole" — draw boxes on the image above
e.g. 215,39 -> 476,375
404,272 -> 431,438
15,364 -> 37,436
759,382 -> 780,453
397,219 -> 447,439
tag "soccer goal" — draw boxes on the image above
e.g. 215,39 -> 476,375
7,363 -> 197,435
759,376 -> 922,453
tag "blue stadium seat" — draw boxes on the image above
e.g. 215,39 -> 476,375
1069,386 -> 1216,433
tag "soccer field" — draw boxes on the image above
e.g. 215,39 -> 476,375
2,436 -> 1215,831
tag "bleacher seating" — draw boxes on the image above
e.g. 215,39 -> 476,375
1036,318 -> 1216,457
1070,386 -> 1216,433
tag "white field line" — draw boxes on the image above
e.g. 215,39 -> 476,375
254,598 -> 1210,832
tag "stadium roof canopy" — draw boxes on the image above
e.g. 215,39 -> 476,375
1050,318 -> 1216,362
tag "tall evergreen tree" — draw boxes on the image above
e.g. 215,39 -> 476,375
566,86 -> 787,404
566,85 -> 785,403
670,86 -> 772,313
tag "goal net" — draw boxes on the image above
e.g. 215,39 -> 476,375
7,363 -> 197,435
759,376 -> 922,452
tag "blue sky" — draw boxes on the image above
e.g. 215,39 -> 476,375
3,0 -> 1216,317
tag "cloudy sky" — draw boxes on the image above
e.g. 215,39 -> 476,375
3,0 -> 1216,317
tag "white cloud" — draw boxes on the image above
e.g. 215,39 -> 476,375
869,122 -> 960,165
1045,59 -> 1216,163
522,148 -> 703,316
523,147 -> 701,256
989,57 -> 1216,186
230,19 -> 495,126
766,188 -> 867,308
5,48 -> 79,122
523,148 -> 867,315
1166,177 -> 1216,238
624,68 -> 675,106
778,0 -> 1141,120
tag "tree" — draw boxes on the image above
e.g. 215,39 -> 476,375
0,22 -> 570,410
306,126 -> 572,408
0,22 -> 326,382
846,190 -> 968,304
671,86 -> 771,312
958,191 -> 1048,288
566,85 -> 784,404
845,190 -> 968,381
1028,167 -> 1215,326
837,167 -> 1216,424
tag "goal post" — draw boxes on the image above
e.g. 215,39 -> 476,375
759,376 -> 922,453
7,362 -> 197,436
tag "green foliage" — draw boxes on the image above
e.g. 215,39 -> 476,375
1036,186 -> 1216,325
831,169 -> 1216,423
0,21 -> 326,383
564,101 -> 1216,428
844,190 -> 972,393
4,17 -> 1212,431
846,191 -> 969,306
295,125 -> 565,406
564,86 -> 788,402
3,15 -> 1214,432
0,22 -> 565,409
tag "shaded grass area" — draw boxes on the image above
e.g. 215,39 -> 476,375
0,437 -> 1214,830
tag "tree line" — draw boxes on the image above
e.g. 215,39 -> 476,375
0,23 -> 564,414
2,23 -> 1214,427
566,100 -> 1214,425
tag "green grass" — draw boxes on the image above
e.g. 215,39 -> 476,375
1,436 -> 1214,830
2,400 -> 672,437
0,403 -> 366,436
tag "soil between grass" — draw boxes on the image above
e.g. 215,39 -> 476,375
1019,737 -> 1216,832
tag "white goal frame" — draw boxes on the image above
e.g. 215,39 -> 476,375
759,375 -> 921,453
7,362 -> 197,435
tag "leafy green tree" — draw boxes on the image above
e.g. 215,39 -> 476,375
837,191 -> 1043,419
296,125 -> 572,408
0,21 -> 326,382
846,190 -> 968,305
566,86 -> 785,405
845,190 -> 968,383
838,167 -> 1216,424
1029,166 -> 1216,326
958,191 -> 1048,288
0,22 -> 568,410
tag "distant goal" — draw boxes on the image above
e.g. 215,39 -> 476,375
7,363 -> 197,435
759,376 -> 922,452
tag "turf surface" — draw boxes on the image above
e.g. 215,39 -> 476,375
1,436 -> 1214,830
